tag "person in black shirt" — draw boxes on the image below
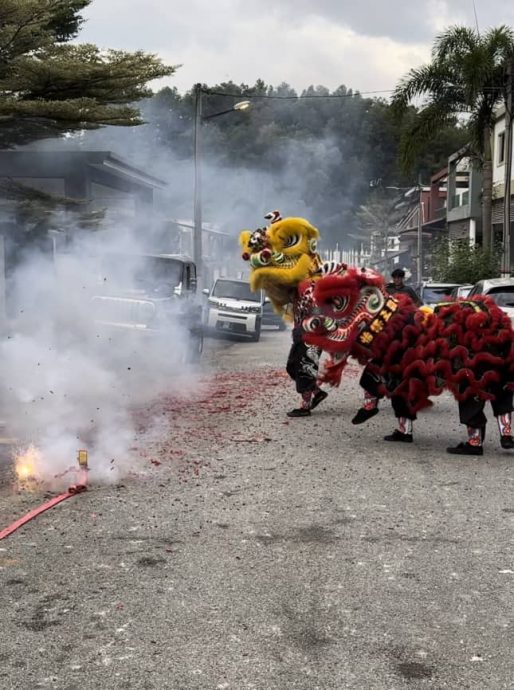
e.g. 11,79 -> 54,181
386,268 -> 422,306
352,267 -> 422,426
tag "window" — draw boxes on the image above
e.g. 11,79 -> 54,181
498,131 -> 506,165
488,287 -> 514,308
212,280 -> 261,302
421,285 -> 461,304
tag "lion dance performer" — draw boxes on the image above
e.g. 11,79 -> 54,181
301,264 -> 514,455
239,211 -> 328,417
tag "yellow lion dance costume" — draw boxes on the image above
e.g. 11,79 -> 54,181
239,211 -> 322,320
239,210 -> 328,417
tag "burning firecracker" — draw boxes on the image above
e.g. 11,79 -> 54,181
14,444 -> 42,488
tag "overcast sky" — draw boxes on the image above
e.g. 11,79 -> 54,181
79,0 -> 514,95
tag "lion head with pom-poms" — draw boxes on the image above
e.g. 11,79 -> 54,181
302,263 -> 514,409
239,211 -> 323,315
302,264 -> 394,355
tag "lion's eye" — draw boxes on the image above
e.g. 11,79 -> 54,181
331,296 -> 349,312
283,234 -> 299,248
368,294 -> 381,311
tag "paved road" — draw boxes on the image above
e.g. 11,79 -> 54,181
2,328 -> 514,689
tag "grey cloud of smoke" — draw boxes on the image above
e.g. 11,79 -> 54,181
73,116 -> 354,249
2,95 -> 366,489
0,222 -> 201,488
3,77 -> 372,486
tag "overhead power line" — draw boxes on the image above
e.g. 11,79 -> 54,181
201,84 -> 507,101
202,89 -> 396,100
472,0 -> 481,35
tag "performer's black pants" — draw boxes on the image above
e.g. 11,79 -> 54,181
286,331 -> 320,395
360,365 -> 416,421
458,383 -> 513,428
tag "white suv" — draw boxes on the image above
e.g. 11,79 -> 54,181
203,278 -> 264,341
467,278 -> 514,326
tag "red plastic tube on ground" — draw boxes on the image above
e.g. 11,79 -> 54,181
0,484 -> 87,541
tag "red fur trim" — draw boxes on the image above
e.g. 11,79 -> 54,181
306,275 -> 514,413
319,356 -> 348,387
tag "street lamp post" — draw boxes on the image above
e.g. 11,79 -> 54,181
192,84 -> 251,289
417,186 -> 423,290
502,58 -> 513,277
193,84 -> 203,288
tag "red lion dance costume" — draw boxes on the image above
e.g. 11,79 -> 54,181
301,264 -> 514,455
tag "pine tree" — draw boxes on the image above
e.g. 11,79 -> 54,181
0,0 -> 177,147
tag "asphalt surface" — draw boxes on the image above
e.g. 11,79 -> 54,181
1,327 -> 514,689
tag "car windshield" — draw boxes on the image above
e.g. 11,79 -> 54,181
212,280 -> 260,302
487,287 -> 514,308
422,286 -> 459,304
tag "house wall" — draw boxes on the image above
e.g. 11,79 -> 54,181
446,156 -> 482,239
448,219 -> 473,241
491,109 -> 514,266
492,198 -> 514,224
492,110 -> 514,195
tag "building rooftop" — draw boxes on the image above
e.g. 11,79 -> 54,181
0,150 -> 167,191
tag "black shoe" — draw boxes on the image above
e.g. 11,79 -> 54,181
310,389 -> 328,411
501,435 -> 514,449
384,429 -> 413,443
352,407 -> 379,425
447,442 -> 483,456
287,408 -> 311,418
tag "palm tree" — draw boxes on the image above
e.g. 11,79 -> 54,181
392,25 -> 514,251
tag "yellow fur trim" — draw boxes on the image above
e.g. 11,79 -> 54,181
239,230 -> 252,251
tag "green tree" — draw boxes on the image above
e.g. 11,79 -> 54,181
432,238 -> 501,284
392,25 -> 514,251
0,0 -> 177,147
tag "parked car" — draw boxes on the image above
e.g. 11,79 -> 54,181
421,282 -> 463,305
203,278 -> 264,341
467,277 -> 514,325
450,284 -> 474,298
262,297 -> 287,330
91,253 -> 203,362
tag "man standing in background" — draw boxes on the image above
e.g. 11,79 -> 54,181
386,268 -> 422,306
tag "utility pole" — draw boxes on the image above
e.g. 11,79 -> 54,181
503,57 -> 513,277
193,83 -> 203,288
384,226 -> 389,275
191,89 -> 250,290
416,176 -> 423,290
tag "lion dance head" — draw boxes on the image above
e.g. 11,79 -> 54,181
302,264 -> 397,356
239,211 -> 322,316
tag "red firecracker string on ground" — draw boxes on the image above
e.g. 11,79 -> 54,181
0,474 -> 88,541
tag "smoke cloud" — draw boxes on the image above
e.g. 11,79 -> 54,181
2,90 -> 363,486
0,222 -> 202,487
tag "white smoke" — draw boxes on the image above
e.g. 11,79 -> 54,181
1,91 -> 360,487
0,225 -> 201,486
